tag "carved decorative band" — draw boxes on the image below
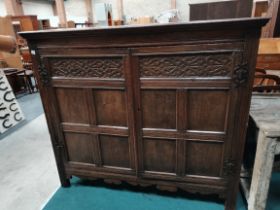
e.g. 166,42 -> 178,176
233,63 -> 249,87
38,61 -> 51,86
139,54 -> 233,78
50,58 -> 124,78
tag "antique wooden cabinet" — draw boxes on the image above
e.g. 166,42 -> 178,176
20,18 -> 268,210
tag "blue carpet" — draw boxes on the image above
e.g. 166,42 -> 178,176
43,173 -> 280,210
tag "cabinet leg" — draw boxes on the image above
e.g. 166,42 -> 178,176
61,177 -> 71,188
224,168 -> 242,209
224,194 -> 238,210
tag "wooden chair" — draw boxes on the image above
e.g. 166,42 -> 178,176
253,73 -> 280,92
255,67 -> 267,75
3,68 -> 29,94
18,47 -> 38,93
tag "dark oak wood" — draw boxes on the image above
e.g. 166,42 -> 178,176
189,0 -> 253,21
20,18 -> 268,210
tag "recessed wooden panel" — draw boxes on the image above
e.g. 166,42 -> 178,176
56,88 -> 89,123
143,138 -> 176,173
141,90 -> 176,129
100,135 -> 130,168
65,133 -> 95,164
185,142 -> 223,177
94,90 -> 127,126
188,90 -> 228,131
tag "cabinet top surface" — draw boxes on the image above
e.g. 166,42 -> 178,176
20,17 -> 269,40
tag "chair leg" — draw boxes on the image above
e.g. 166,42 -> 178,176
23,74 -> 32,94
33,75 -> 39,92
27,75 -> 34,93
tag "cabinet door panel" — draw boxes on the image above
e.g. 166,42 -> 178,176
185,142 -> 223,177
49,53 -> 135,173
143,138 -> 176,173
132,45 -> 240,181
100,135 -> 130,168
188,90 -> 229,132
94,90 -> 127,127
56,88 -> 90,124
141,90 -> 176,129
65,133 -> 95,164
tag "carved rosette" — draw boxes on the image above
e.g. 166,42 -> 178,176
38,61 -> 51,86
223,159 -> 237,177
233,63 -> 249,88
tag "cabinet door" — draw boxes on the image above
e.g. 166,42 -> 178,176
39,48 -> 136,176
131,43 -> 245,184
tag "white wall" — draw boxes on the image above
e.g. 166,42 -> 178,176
0,0 -> 7,17
92,0 -> 230,22
0,0 -> 250,23
93,0 -> 178,21
65,0 -> 88,19
22,0 -> 53,19
123,0 -> 171,20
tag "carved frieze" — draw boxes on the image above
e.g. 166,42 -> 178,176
139,53 -> 234,77
50,57 -> 124,78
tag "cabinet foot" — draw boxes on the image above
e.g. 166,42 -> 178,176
61,178 -> 71,188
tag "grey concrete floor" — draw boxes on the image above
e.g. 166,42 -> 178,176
0,114 -> 60,210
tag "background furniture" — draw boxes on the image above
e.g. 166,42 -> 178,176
19,47 -> 38,93
252,0 -> 269,17
3,68 -> 25,94
253,68 -> 280,92
38,19 -> 51,30
11,15 -> 39,32
241,94 -> 280,210
259,0 -> 280,37
0,16 -> 22,69
12,15 -> 39,47
21,18 -> 267,210
0,35 -> 16,53
189,0 -> 253,21
253,74 -> 280,92
257,38 -> 280,72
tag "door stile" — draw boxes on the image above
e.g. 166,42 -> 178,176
176,89 -> 188,176
124,50 -> 139,175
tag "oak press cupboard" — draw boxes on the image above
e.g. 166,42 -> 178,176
20,18 -> 268,210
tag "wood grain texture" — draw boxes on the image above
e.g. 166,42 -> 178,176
189,0 -> 253,21
20,18 -> 268,210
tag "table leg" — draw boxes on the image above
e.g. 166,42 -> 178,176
26,75 -> 34,93
248,131 -> 277,210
